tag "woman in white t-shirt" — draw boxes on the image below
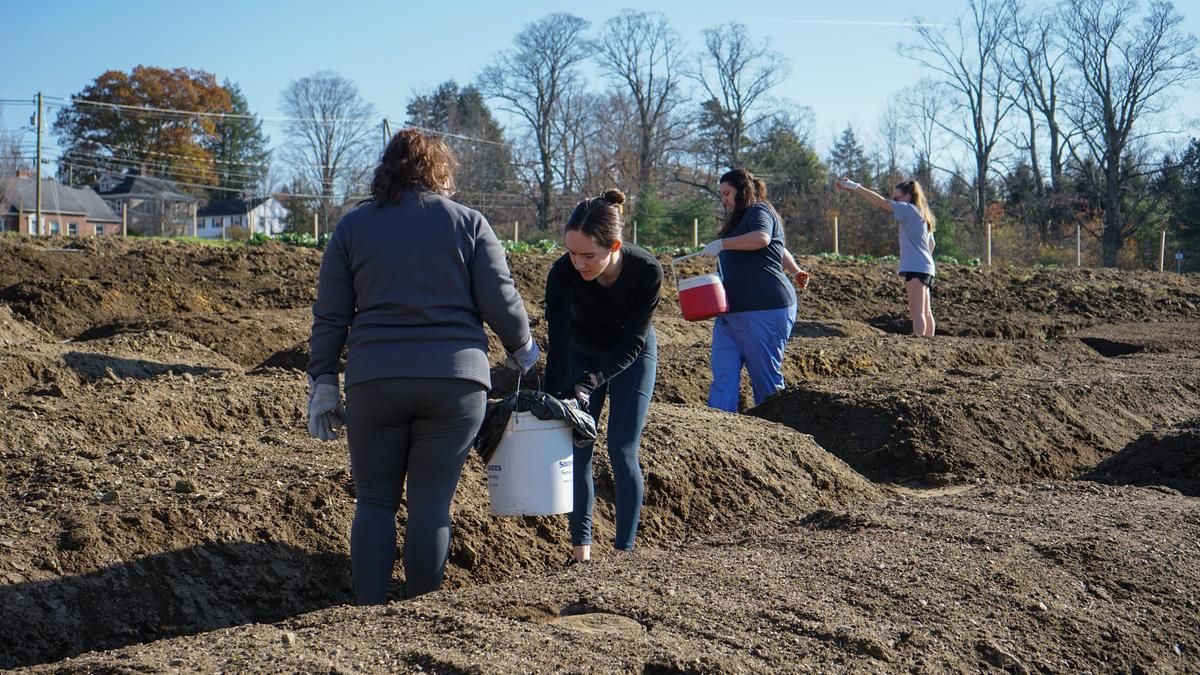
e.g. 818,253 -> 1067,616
834,177 -> 937,336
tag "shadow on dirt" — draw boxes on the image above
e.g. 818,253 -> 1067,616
63,351 -> 225,382
1081,418 -> 1200,496
1077,337 -> 1145,358
0,541 -> 351,669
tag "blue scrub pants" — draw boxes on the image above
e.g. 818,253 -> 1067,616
707,305 -> 796,412
566,328 -> 657,551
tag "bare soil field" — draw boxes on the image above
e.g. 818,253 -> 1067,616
1,235 -> 1198,672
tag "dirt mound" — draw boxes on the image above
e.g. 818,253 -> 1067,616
0,328 -> 241,399
74,309 -> 311,368
0,237 -> 320,339
1082,418 -> 1200,495
752,333 -> 1200,484
0,304 -> 53,347
0,390 -> 876,667
33,483 -> 1200,673
792,258 -> 1200,338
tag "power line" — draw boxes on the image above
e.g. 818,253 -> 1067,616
40,95 -> 513,148
44,95 -> 376,124
53,159 -> 330,198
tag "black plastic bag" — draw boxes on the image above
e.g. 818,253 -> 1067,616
475,390 -> 597,463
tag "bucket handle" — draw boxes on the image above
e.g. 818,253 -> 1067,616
670,252 -> 720,288
511,370 -> 544,428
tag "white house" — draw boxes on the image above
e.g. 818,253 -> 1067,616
195,197 -> 288,239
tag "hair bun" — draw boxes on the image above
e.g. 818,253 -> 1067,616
601,188 -> 626,206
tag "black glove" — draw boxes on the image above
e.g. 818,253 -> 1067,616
571,372 -> 600,412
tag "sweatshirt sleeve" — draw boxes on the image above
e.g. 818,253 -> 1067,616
470,216 -> 531,354
592,259 -> 661,386
543,260 -> 573,395
307,229 -> 355,387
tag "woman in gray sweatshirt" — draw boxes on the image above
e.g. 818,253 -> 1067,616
307,129 -> 538,603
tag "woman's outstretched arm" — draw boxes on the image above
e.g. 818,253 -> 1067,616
835,177 -> 893,213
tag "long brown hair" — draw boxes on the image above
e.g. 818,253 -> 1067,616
369,128 -> 457,205
718,168 -> 773,237
895,180 -> 936,233
565,188 -> 626,248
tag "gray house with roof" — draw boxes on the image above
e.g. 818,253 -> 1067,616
0,175 -> 122,236
95,172 -> 199,236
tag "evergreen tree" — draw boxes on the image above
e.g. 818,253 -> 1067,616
827,125 -> 870,183
208,80 -> 271,199
407,81 -> 515,195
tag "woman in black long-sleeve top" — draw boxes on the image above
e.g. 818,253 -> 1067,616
544,189 -> 661,565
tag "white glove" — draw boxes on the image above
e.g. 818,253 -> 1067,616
700,239 -> 724,257
504,337 -> 541,373
307,382 -> 344,442
835,177 -> 861,192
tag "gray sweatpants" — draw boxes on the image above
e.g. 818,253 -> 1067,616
344,377 -> 486,604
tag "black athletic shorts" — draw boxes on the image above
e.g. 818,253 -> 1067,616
901,272 -> 934,288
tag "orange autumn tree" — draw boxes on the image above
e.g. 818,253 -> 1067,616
53,66 -> 233,189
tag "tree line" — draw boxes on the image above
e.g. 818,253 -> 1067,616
41,1 -> 1200,268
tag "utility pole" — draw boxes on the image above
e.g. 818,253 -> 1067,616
35,92 -> 43,236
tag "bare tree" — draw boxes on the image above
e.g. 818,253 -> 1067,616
280,71 -> 376,235
595,10 -> 685,205
689,22 -> 789,172
553,82 -> 598,196
1006,3 -> 1073,195
0,118 -> 27,227
479,12 -> 589,231
1058,0 -> 1199,266
875,101 -> 906,184
1,139 -> 25,180
899,77 -> 953,176
901,0 -> 1018,231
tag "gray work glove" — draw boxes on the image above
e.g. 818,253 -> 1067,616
307,381 -> 345,442
503,337 -> 541,373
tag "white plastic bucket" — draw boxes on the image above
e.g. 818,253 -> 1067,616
486,411 -> 574,516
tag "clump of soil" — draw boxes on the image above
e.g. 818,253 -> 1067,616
1082,418 -> 1200,496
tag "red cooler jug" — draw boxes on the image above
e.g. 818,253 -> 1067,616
671,253 -> 728,321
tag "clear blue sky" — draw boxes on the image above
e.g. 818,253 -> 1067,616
3,0 -> 1198,167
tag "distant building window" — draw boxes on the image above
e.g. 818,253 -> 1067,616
95,225 -> 105,236
68,222 -> 78,236
50,221 -> 61,235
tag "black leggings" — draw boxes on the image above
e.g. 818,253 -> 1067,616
344,377 -> 486,604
